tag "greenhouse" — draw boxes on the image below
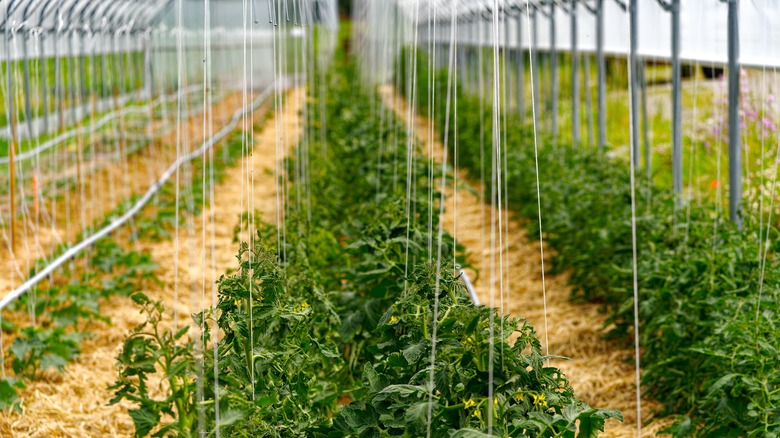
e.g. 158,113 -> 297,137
0,0 -> 779,436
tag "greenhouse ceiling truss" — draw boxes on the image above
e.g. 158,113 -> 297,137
1,0 -> 173,35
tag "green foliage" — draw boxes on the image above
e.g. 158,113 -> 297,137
109,292 -> 200,438
208,233 -> 344,437
10,327 -> 82,379
398,46 -> 780,435
0,378 -> 25,413
336,264 -> 621,436
114,31 -> 618,437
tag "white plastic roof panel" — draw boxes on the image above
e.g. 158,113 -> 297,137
405,0 -> 780,68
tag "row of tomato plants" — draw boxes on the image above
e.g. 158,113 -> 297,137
397,48 -> 780,436
111,46 -> 620,436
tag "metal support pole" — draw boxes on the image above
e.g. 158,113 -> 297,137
629,0 -> 640,169
504,12 -> 512,112
459,20 -> 468,91
641,61 -> 651,179
584,53 -> 595,147
484,16 -> 491,104
531,8 -> 542,130
5,30 -> 16,253
671,0 -> 683,201
597,0 -> 606,150
516,13 -> 524,117
472,22 -> 479,93
531,7 -> 540,130
550,0 -> 558,140
727,0 -> 741,227
22,34 -> 34,139
571,1 -> 579,145
55,30 -> 64,133
39,34 -> 49,136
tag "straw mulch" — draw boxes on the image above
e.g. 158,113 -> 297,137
0,87 -> 305,437
380,85 -> 675,437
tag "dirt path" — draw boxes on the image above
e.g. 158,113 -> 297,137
380,86 -> 672,437
0,87 -> 305,437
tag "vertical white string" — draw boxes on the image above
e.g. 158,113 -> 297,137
403,0 -> 420,297
426,2 -> 457,435
487,0 -> 502,431
755,0 -> 778,322
625,4 -> 643,435
525,1 -> 549,357
173,0 -> 184,333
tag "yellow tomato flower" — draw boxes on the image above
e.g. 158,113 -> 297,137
533,393 -> 548,409
389,315 -> 399,324
463,399 -> 476,408
514,393 -> 524,402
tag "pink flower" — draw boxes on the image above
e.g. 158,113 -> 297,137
763,117 -> 777,132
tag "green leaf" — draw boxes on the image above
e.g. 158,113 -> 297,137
404,401 -> 433,426
364,363 -> 384,392
402,341 -> 427,364
128,407 -> 161,437
0,377 -> 24,413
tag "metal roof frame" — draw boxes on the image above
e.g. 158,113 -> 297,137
1,0 -> 174,33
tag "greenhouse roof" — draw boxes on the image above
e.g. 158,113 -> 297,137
393,0 -> 576,23
1,0 -> 174,33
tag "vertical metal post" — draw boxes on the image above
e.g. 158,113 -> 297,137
641,61 -> 651,179
531,7 -> 540,130
727,0 -> 741,227
504,11 -> 512,112
5,30 -> 16,253
145,32 -> 155,144
478,17 -> 485,108
22,34 -> 34,139
571,1 -> 579,145
484,15 -> 491,103
79,33 -> 88,104
584,53 -> 595,147
671,0 -> 683,201
55,29 -> 64,133
39,34 -> 49,136
550,0 -> 558,140
472,21 -> 478,93
597,0 -> 606,150
629,0 -> 640,169
516,13 -> 524,117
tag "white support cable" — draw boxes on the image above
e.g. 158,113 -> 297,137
626,1 -> 643,434
0,83 -> 277,311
